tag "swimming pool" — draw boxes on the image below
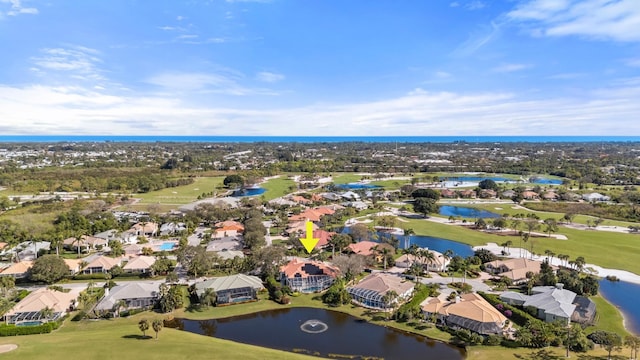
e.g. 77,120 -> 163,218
160,242 -> 176,251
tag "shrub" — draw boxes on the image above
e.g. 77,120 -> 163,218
484,335 -> 503,346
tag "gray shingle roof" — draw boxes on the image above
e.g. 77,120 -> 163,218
195,274 -> 264,295
95,282 -> 159,310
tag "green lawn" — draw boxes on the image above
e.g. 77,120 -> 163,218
467,203 -> 640,228
332,173 -> 364,184
134,177 -> 225,205
401,217 -> 640,275
261,176 -> 296,201
0,313 -> 319,360
587,295 -> 630,337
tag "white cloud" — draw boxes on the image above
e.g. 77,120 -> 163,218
492,63 -> 532,72
30,46 -> 105,82
547,72 -> 585,79
1,81 -> 639,135
508,0 -> 640,42
256,71 -> 284,83
452,21 -> 502,56
625,58 -> 640,67
434,71 -> 452,79
0,0 -> 38,17
466,1 -> 486,10
450,2 -> 460,8
146,71 -> 277,96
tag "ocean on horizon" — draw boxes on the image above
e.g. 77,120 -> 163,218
1,135 -> 640,143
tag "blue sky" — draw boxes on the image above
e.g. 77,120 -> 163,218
1,0 -> 639,136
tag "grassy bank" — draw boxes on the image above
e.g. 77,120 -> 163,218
134,177 -> 225,205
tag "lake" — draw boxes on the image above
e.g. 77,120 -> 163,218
232,187 -> 266,197
440,176 -> 562,185
343,227 -> 474,258
171,307 -> 465,359
335,183 -> 381,190
598,279 -> 640,334
439,205 -> 501,219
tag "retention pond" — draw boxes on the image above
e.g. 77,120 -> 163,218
171,307 -> 465,360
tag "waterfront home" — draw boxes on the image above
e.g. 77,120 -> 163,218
422,293 -> 508,335
340,191 -> 361,201
82,256 -> 123,274
395,249 -> 450,272
95,282 -> 159,314
279,259 -> 340,293
195,274 -> 264,305
347,273 -> 414,310
122,255 -> 156,274
500,284 -> 594,325
301,229 -> 337,251
4,288 -> 77,325
485,258 -> 542,284
346,241 -> 380,257
440,189 -> 457,198
0,260 -> 33,279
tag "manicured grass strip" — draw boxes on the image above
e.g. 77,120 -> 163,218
586,295 -> 630,337
332,173 -> 364,184
135,177 -> 225,205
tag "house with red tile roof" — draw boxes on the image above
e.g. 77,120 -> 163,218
313,229 -> 336,249
289,195 -> 312,205
440,189 -> 457,198
346,241 -> 380,257
279,259 -> 340,293
213,220 -> 245,239
522,191 -> 539,200
286,221 -> 318,235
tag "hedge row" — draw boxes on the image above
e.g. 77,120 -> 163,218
477,291 -> 537,327
0,321 -> 60,336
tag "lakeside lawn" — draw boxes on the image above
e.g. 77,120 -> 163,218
134,176 -> 226,206
0,291 -> 628,360
466,202 -> 640,228
260,176 -> 296,201
0,312 -> 319,360
401,217 -> 640,275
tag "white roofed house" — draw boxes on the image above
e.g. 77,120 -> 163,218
130,222 -> 159,237
82,256 -> 123,274
347,273 -> 414,311
122,256 -> 156,274
95,282 -> 159,315
195,274 -> 264,305
3,288 -> 77,325
160,222 -> 186,236
499,284 -> 595,325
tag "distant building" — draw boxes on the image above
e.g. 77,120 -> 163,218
485,258 -> 542,284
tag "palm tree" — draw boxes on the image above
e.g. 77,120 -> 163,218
574,256 -> 586,273
418,249 -> 436,273
382,290 -> 399,318
152,319 -> 163,339
138,319 -> 150,337
624,335 -> 640,360
200,288 -> 217,308
39,306 -> 54,323
460,258 -> 470,284
520,232 -> 529,259
113,299 -> 127,317
442,249 -> 454,282
373,245 -> 392,270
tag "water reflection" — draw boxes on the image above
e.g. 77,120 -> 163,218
176,307 -> 465,360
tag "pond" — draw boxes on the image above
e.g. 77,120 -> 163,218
232,187 -> 266,197
440,176 -> 561,186
335,183 -> 381,190
170,307 -> 465,360
598,279 -> 640,334
439,205 -> 501,219
343,227 -> 475,258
